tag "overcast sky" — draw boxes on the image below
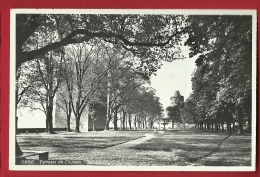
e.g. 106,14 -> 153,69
150,58 -> 197,113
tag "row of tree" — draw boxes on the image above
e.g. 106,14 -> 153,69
166,15 -> 253,134
15,13 -> 189,155
16,14 -> 191,136
17,39 -> 164,133
15,13 -> 253,156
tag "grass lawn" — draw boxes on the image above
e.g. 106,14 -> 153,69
129,130 -> 252,166
201,135 -> 252,166
17,130 -> 147,160
16,129 -> 252,166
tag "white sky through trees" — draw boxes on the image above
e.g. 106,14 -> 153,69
150,58 -> 196,113
18,45 -> 197,128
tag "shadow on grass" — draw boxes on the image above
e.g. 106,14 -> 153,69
17,134 -> 144,153
129,131 -> 251,166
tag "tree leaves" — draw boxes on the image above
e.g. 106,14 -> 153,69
185,15 -> 252,124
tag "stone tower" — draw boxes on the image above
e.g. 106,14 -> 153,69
170,90 -> 184,106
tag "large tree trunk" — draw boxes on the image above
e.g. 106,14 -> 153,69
128,113 -> 131,129
144,116 -> 147,129
105,118 -> 110,130
125,114 -> 128,129
92,115 -> 95,131
105,69 -> 112,130
134,116 -> 137,129
120,112 -> 123,129
163,119 -> 166,130
46,117 -> 49,133
16,117 -> 18,133
221,122 -> 225,132
215,122 -> 219,131
15,72 -> 20,135
105,109 -> 111,130
67,116 -> 71,132
232,122 -> 236,132
237,106 -> 244,135
122,110 -> 126,130
224,106 -> 231,134
207,121 -> 210,131
15,89 -> 22,155
150,121 -> 154,129
247,115 -> 251,132
46,105 -> 54,134
67,101 -> 72,132
75,116 -> 80,133
244,107 -> 251,132
113,109 -> 118,130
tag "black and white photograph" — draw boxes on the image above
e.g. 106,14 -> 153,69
10,9 -> 256,171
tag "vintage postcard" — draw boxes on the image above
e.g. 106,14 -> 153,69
9,9 -> 257,171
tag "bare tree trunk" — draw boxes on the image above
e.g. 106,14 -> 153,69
224,106 -> 232,134
144,116 -> 147,129
122,110 -> 126,130
16,116 -> 19,134
46,117 -> 49,133
15,69 -> 21,135
247,114 -> 251,132
227,121 -> 232,134
120,111 -> 123,130
75,116 -> 80,133
163,119 -> 166,130
215,123 -> 219,131
105,107 -> 111,130
128,113 -> 131,129
237,106 -> 244,135
48,106 -> 54,133
207,121 -> 210,131
114,109 -> 118,130
232,122 -> 236,131
15,89 -> 22,155
134,116 -> 137,129
244,107 -> 251,132
105,69 -> 112,130
125,114 -> 128,130
92,118 -> 95,131
221,122 -> 224,132
67,116 -> 71,132
67,101 -> 72,132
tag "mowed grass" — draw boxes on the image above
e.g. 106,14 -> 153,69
17,130 -> 147,159
16,129 -> 252,166
201,135 -> 252,166
129,130 -> 252,166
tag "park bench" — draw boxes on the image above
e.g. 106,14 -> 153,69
16,150 -> 49,160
